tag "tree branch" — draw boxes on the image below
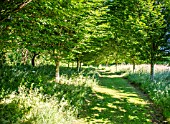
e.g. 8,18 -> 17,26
0,0 -> 32,22
14,0 -> 32,12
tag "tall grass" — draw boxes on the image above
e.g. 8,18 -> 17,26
122,64 -> 170,122
0,65 -> 98,124
0,86 -> 77,124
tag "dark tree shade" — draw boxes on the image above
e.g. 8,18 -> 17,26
0,0 -> 32,22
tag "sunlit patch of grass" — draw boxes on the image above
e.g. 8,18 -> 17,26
107,103 -> 117,109
92,106 -> 107,112
127,97 -> 149,105
94,84 -> 148,105
125,65 -> 170,123
0,65 -> 98,124
93,85 -> 147,106
128,115 -> 138,120
1,64 -> 168,123
83,70 -> 153,123
0,86 -> 80,124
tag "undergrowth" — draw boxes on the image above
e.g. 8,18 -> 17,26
126,69 -> 170,122
0,86 -> 77,124
0,65 -> 98,124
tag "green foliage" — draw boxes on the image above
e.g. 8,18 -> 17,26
127,70 -> 170,120
1,0 -> 170,122
0,65 -> 98,123
81,68 -> 159,123
0,0 -> 32,22
0,86 -> 78,124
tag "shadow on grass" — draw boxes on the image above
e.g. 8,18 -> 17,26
0,65 -> 153,123
0,64 -> 96,96
79,72 -> 153,123
98,76 -> 137,95
0,65 -> 98,122
0,65 -> 96,96
0,100 -> 32,124
81,91 -> 152,123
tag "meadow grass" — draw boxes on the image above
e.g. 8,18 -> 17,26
0,64 -> 169,123
0,65 -> 97,124
109,64 -> 170,123
0,86 -> 78,124
78,67 -> 167,123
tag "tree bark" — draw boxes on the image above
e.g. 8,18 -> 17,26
150,57 -> 154,81
133,62 -> 135,73
68,62 -> 70,68
150,41 -> 155,81
76,58 -> 80,72
106,61 -> 108,67
115,59 -> 118,72
132,59 -> 135,73
31,52 -> 39,67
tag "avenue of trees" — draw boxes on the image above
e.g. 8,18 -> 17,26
0,0 -> 170,81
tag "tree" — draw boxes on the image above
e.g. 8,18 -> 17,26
105,0 -> 167,80
136,1 -> 166,80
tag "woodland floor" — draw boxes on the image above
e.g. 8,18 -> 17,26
80,69 -> 166,124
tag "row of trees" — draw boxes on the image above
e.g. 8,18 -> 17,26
0,0 -> 170,81
102,0 -> 170,80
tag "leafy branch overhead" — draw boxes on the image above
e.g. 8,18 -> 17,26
0,0 -> 170,80
0,0 -> 33,22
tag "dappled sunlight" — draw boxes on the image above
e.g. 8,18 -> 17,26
1,65 -> 167,123
93,85 -> 148,105
127,97 -> 149,105
107,103 -> 117,109
92,106 -> 107,112
93,86 -> 143,102
82,70 -> 153,123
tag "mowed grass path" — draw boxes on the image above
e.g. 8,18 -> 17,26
82,70 -> 159,124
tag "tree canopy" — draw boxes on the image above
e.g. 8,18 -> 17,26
1,0 -> 169,81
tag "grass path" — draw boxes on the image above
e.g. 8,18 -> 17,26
82,70 -> 163,124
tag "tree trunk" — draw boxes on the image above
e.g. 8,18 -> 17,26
77,58 -> 80,72
133,62 -> 135,73
150,41 -> 155,81
150,57 -> 154,81
68,62 -> 70,68
115,59 -> 118,72
132,59 -> 135,73
106,61 -> 108,67
31,52 -> 39,67
55,59 -> 60,83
